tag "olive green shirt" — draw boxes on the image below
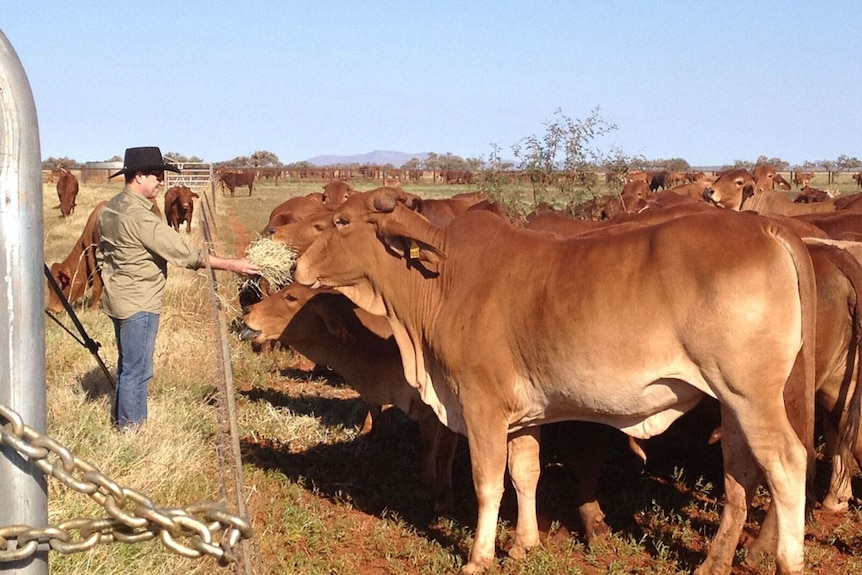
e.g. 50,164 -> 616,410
98,187 -> 203,319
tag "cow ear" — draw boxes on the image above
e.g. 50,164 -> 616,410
192,192 -> 199,199
317,308 -> 357,344
56,269 -> 71,289
742,182 -> 755,204
378,219 -> 446,262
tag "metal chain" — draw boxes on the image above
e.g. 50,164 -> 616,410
0,402 -> 253,565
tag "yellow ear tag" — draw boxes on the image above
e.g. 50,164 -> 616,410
409,240 -> 420,259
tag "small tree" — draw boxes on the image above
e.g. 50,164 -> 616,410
250,150 -> 280,167
511,107 -> 617,209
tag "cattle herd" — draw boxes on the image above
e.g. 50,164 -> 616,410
47,167 -> 862,574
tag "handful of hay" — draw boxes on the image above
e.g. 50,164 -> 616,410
244,236 -> 297,291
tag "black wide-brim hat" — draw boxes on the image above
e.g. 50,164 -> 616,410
109,146 -> 181,178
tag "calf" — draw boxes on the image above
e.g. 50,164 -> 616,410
164,186 -> 199,233
240,284 -> 459,511
56,168 -> 79,217
46,201 -> 106,313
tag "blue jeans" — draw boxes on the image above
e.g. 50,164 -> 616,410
111,311 -> 160,429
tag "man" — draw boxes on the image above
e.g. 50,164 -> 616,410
98,146 -> 259,429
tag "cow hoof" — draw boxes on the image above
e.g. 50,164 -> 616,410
821,494 -> 849,514
584,519 -> 610,543
458,561 -> 489,575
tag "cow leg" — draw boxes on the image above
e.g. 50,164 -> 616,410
695,406 -> 761,575
573,426 -> 611,542
460,421 -> 509,575
699,402 -> 806,575
417,414 -> 458,515
506,426 -> 541,560
544,422 -> 611,542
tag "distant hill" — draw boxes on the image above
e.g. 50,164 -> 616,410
306,150 -> 429,167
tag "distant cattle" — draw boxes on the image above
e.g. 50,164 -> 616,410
793,171 -> 815,188
56,168 -> 79,217
294,186 -> 817,575
853,172 -> 862,189
46,201 -> 106,313
164,186 -> 199,233
218,170 -> 255,196
794,185 -> 838,204
648,170 -> 669,192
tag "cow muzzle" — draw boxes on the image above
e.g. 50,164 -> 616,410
238,324 -> 263,342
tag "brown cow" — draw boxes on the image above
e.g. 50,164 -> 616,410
793,171 -> 815,188
321,180 -> 355,205
853,172 -> 862,189
794,185 -> 837,204
753,165 -> 791,190
410,191 -> 487,227
56,168 -> 79,217
705,168 -> 844,215
239,284 -> 460,511
218,170 -> 255,196
798,240 -> 862,512
46,201 -> 106,313
294,187 -> 816,575
163,186 -> 199,233
269,209 -> 335,254
795,211 -> 862,241
264,193 -> 328,232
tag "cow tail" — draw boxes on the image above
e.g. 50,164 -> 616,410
773,225 -> 818,504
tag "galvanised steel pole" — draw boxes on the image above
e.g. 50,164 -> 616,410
0,28 -> 48,575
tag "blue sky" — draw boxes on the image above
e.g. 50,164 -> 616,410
3,1 -> 860,168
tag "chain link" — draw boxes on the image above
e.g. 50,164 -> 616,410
0,403 -> 253,565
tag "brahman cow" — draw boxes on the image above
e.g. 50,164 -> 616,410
799,240 -> 862,512
410,191 -> 487,227
239,284 -> 460,511
264,193 -> 328,233
321,180 -> 355,205
46,201 -> 106,313
705,168 -> 844,215
294,187 -> 817,575
793,171 -> 815,188
794,185 -> 835,204
752,165 -> 792,190
163,185 -> 199,233
218,169 -> 255,196
56,168 -> 79,218
795,211 -> 862,241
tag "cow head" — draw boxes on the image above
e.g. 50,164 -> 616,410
240,283 -> 325,345
321,181 -> 356,205
703,168 -> 756,210
294,187 -> 446,312
269,210 -> 334,255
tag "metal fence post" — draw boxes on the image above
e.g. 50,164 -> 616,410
0,29 -> 48,575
